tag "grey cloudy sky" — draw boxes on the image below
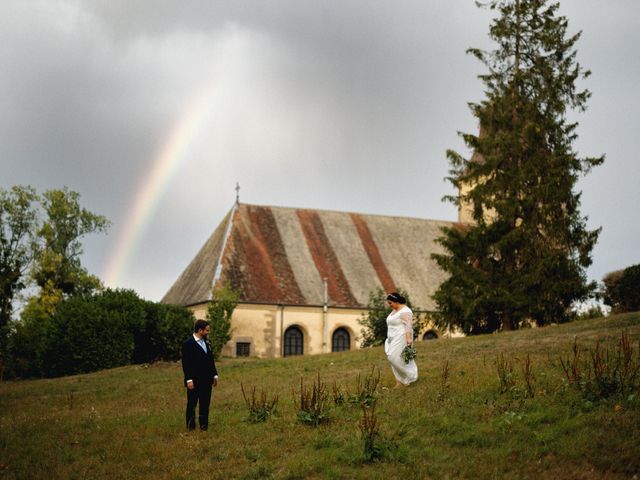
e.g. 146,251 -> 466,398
2,0 -> 638,302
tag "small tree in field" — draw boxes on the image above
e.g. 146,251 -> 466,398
358,287 -> 419,348
206,283 -> 239,359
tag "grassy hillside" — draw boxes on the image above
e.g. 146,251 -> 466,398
1,313 -> 639,479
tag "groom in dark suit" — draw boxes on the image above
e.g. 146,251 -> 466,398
181,319 -> 218,431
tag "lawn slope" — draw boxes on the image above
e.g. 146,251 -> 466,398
1,313 -> 639,479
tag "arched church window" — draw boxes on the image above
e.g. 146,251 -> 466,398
284,326 -> 304,356
332,328 -> 350,352
422,330 -> 438,341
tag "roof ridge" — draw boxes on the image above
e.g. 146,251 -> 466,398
238,202 -> 457,224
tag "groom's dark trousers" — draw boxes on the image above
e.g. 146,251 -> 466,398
181,336 -> 217,430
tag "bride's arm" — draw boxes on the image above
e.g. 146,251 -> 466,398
400,311 -> 413,346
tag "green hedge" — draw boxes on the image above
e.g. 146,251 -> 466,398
9,289 -> 194,378
134,301 -> 194,364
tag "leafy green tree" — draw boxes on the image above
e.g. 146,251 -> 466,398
0,186 -> 39,331
603,264 -> 640,314
206,283 -> 239,359
433,0 -> 603,333
3,186 -> 110,377
358,287 -> 419,347
32,187 -> 110,314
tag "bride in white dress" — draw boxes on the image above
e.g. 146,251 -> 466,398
384,292 -> 418,387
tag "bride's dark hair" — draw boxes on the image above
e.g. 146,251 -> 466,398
386,292 -> 406,304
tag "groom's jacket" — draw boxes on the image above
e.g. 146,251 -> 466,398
181,337 -> 218,388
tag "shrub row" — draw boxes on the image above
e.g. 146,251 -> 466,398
7,289 -> 194,378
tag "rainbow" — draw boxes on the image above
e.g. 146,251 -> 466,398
103,87 -> 215,292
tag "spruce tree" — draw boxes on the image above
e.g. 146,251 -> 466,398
432,0 -> 603,333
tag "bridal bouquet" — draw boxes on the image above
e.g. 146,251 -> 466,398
401,345 -> 417,364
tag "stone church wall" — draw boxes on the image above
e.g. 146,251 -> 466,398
190,302 -> 446,358
190,303 -> 364,358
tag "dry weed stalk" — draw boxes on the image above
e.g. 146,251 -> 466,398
293,372 -> 329,426
240,383 -> 278,423
359,399 -> 381,461
349,366 -> 380,407
496,352 -> 516,393
436,360 -> 450,402
560,331 -> 640,400
522,353 -> 535,398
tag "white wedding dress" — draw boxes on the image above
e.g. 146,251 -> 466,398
384,305 -> 418,385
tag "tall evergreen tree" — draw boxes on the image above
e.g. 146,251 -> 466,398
432,0 -> 603,333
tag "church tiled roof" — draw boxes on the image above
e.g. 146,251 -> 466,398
162,203 -> 460,310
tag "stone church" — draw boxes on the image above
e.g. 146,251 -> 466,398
162,202 -> 463,358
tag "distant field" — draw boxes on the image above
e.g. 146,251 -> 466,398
1,313 -> 639,479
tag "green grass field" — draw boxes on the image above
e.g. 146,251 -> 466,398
1,313 -> 639,479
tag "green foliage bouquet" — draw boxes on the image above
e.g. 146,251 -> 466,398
401,345 -> 417,364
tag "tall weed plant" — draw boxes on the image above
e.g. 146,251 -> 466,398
240,383 -> 278,423
294,372 -> 330,426
561,331 -> 640,401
